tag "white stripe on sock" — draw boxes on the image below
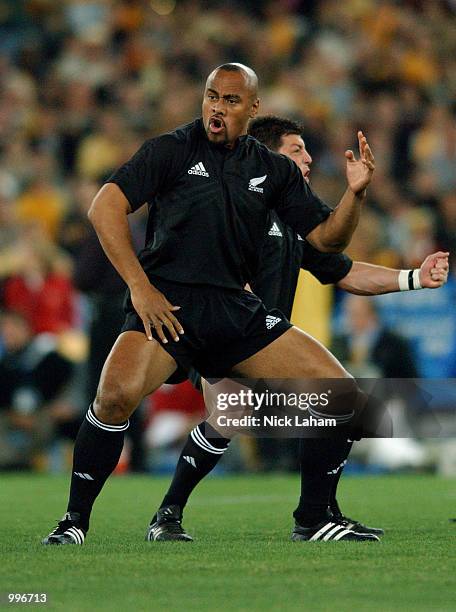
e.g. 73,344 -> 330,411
86,408 -> 129,432
308,406 -> 354,423
190,429 -> 224,454
191,427 -> 226,454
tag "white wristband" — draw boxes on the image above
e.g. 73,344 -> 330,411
413,268 -> 422,290
398,269 -> 411,291
398,269 -> 422,291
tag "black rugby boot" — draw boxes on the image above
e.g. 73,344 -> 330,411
146,505 -> 193,542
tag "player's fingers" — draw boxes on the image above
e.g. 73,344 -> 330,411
142,317 -> 153,341
359,136 -> 369,157
152,318 -> 168,344
164,299 -> 181,313
435,259 -> 449,270
345,150 -> 355,161
163,301 -> 184,335
167,310 -> 185,335
364,143 -> 375,162
158,313 -> 181,342
358,131 -> 367,157
431,273 -> 446,282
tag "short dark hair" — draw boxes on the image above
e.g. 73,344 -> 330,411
216,63 -> 245,73
210,63 -> 258,97
248,115 -> 303,151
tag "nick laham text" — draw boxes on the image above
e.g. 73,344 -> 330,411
217,415 -> 337,428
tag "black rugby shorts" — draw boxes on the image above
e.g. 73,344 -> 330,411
120,276 -> 292,379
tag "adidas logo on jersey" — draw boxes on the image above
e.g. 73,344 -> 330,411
265,315 -> 282,329
188,162 -> 209,177
249,175 -> 267,193
183,455 -> 196,468
268,222 -> 283,237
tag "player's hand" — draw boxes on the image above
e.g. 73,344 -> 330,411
130,284 -> 184,343
419,251 -> 449,289
345,131 -> 375,195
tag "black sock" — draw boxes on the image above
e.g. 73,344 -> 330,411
328,439 -> 354,517
67,405 -> 129,531
293,437 -> 352,527
159,422 -> 230,512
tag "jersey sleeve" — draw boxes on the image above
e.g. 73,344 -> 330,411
274,157 -> 332,237
299,239 -> 353,284
107,135 -> 177,212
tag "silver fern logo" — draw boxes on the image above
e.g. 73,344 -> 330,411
248,175 -> 267,193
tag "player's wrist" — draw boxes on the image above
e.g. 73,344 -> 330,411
128,269 -> 150,291
398,269 -> 423,291
347,185 -> 367,198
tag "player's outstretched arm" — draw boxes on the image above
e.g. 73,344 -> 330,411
307,131 -> 374,253
337,252 -> 450,295
88,183 -> 183,343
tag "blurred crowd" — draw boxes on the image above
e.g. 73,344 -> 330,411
0,0 -> 455,472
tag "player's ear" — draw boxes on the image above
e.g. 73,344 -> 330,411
249,98 -> 260,118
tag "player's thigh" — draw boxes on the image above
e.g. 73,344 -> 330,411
95,331 -> 177,415
233,326 -> 350,379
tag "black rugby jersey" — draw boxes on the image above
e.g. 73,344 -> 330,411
108,118 -> 331,289
251,211 -> 353,318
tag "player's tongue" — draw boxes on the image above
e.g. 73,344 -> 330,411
209,117 -> 225,134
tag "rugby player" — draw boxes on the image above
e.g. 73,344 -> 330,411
43,62 -> 377,546
146,116 -> 449,543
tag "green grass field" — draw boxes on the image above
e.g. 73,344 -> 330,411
1,473 -> 455,611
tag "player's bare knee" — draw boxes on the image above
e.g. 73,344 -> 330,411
93,382 -> 139,424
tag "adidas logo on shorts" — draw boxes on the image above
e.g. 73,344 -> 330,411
268,222 -> 283,237
266,315 -> 282,329
188,162 -> 209,177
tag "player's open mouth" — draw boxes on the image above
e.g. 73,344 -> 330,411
209,117 -> 225,134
